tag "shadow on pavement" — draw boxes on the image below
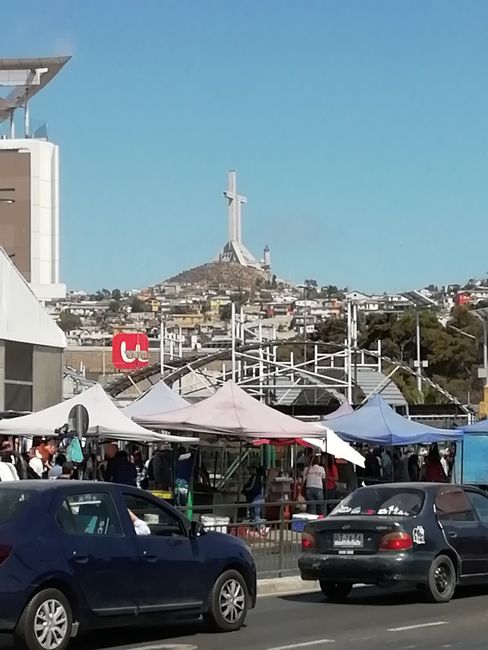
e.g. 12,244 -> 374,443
71,621 -> 203,650
281,583 -> 488,608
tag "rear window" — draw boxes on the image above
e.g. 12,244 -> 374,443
0,489 -> 33,525
330,488 -> 425,517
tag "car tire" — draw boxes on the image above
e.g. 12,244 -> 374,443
14,588 -> 73,650
425,555 -> 456,603
203,570 -> 249,632
319,581 -> 352,602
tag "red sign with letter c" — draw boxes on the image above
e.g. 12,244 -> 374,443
112,332 -> 149,370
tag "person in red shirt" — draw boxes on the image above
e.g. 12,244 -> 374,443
423,445 -> 447,482
325,455 -> 339,501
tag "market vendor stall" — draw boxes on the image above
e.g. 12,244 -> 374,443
325,394 -> 463,445
0,383 -> 196,444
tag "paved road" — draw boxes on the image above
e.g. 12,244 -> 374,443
3,585 -> 488,650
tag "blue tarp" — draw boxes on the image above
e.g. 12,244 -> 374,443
460,419 -> 488,435
325,394 -> 463,446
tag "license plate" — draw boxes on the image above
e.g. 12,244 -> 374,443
333,533 -> 363,548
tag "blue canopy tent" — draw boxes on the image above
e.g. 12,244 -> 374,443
451,419 -> 488,484
460,419 -> 488,435
325,394 -> 463,446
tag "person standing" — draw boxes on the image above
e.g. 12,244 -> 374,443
423,445 -> 446,482
304,456 -> 326,515
243,466 -> 266,523
381,449 -> 393,482
325,455 -> 339,502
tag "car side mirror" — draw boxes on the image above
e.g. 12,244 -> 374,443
190,520 -> 205,538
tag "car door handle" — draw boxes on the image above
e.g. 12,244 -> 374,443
142,551 -> 157,562
72,552 -> 89,564
448,531 -> 458,539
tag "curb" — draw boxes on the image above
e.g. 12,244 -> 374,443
257,576 -> 319,598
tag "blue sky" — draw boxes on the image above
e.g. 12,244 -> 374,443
3,1 -> 488,292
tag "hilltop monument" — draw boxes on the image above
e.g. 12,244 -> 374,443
219,170 -> 270,272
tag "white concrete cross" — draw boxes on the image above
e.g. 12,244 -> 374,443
223,170 -> 247,244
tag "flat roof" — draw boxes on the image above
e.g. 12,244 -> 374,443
0,56 -> 71,124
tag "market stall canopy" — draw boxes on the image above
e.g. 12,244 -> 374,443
136,380 -> 327,439
323,401 -> 353,420
253,430 -> 365,467
302,431 -> 365,467
121,381 -> 189,418
0,384 -> 197,444
325,394 -> 463,446
460,419 -> 488,435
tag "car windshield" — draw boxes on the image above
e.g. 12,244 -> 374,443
0,489 -> 33,525
330,488 -> 425,517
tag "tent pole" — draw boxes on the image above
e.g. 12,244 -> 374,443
460,440 -> 464,484
231,302 -> 237,382
236,440 -> 243,516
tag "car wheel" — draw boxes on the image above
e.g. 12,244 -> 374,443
319,581 -> 353,602
15,588 -> 73,650
425,555 -> 456,603
203,570 -> 249,632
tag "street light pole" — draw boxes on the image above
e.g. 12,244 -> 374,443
483,320 -> 488,388
415,309 -> 422,394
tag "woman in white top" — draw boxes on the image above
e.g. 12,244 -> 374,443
304,456 -> 326,515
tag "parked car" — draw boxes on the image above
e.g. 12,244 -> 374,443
0,481 -> 256,650
299,482 -> 488,603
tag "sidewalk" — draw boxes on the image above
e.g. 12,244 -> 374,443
257,576 -> 319,598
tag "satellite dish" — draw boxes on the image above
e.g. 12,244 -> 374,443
68,404 -> 89,439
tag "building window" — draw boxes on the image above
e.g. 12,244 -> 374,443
4,341 -> 33,411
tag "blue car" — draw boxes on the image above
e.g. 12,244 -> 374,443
0,481 -> 256,650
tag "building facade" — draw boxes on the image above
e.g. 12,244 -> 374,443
0,138 -> 65,300
0,248 -> 65,412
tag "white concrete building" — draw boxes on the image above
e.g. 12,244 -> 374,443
0,56 -> 70,301
0,138 -> 65,299
0,247 -> 65,411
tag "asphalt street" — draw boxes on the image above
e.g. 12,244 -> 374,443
3,585 -> 488,650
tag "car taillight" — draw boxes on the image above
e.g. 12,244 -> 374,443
0,545 -> 13,564
302,532 -> 316,551
379,532 -> 413,551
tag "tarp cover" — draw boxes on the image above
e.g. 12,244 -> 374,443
122,381 -> 189,418
0,384 -> 196,443
460,419 -> 488,435
325,394 -> 463,445
136,380 -> 327,439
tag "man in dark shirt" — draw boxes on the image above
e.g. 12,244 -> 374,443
106,451 -> 137,486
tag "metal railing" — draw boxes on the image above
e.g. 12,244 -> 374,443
177,499 -> 339,578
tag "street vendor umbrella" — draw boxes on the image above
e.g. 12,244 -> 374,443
325,394 -> 463,446
136,380 -> 327,439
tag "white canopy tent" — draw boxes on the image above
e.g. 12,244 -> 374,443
136,380 -> 363,466
122,381 -> 189,418
0,384 -> 197,444
302,434 -> 365,467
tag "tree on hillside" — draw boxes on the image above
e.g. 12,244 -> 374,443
130,297 -> 149,313
57,311 -> 82,333
312,317 -> 347,345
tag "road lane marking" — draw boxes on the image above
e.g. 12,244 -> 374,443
387,621 -> 448,632
267,640 -> 335,650
119,645 -> 198,650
